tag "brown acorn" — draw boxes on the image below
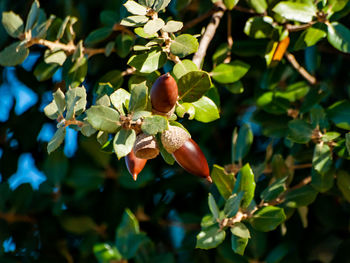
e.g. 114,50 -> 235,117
161,126 -> 212,182
125,149 -> 147,181
133,133 -> 159,159
150,73 -> 178,114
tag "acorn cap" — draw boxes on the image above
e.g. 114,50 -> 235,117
161,125 -> 191,154
133,133 -> 159,159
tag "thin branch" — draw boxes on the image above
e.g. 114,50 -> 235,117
181,8 -> 216,32
0,212 -> 36,224
285,52 -> 318,85
121,67 -> 136,76
233,5 -> 258,14
224,12 -> 233,63
286,21 -> 316,32
192,2 -> 226,68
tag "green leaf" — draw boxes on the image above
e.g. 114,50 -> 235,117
327,100 -> 350,130
141,115 -> 168,135
246,0 -> 267,14
313,144 -> 332,175
53,88 -> 66,114
128,81 -> 148,112
249,206 -> 286,232
81,122 -> 97,137
163,20 -> 183,33
99,70 -> 124,89
224,0 -> 239,10
234,163 -> 256,209
134,27 -> 157,39
273,1 -> 317,23
144,18 -> 165,35
116,209 -> 146,259
192,96 -> 220,123
175,102 -> 196,119
265,244 -> 290,263
208,193 -> 220,220
44,101 -> 59,120
244,16 -> 274,39
153,0 -> 171,12
212,60 -> 250,84
62,57 -> 88,89
211,165 -> 235,200
157,134 -> 175,165
324,0 -> 349,14
170,34 -> 199,58
172,59 -> 198,80
110,89 -> 130,115
115,33 -> 134,58
2,11 -> 24,38
271,155 -> 291,180
224,192 -> 244,217
47,127 -> 66,154
86,105 -> 120,133
34,61 -> 60,82
196,224 -> 226,249
294,23 -> 327,50
124,1 -> 148,15
337,171 -> 350,202
85,27 -> 113,46
287,119 -> 313,144
113,129 -> 136,159
231,234 -> 248,256
260,177 -> 287,202
25,0 -> 40,31
311,168 -> 334,193
346,133 -> 350,154
120,15 -> 149,27
138,0 -> 155,8
128,49 -> 167,73
283,185 -> 318,208
234,124 -> 253,162
226,81 -> 244,94
44,49 -> 67,65
178,71 -> 212,102
0,41 -> 29,66
105,41 -> 115,57
65,86 -> 87,118
100,10 -> 119,27
231,222 -> 250,239
60,216 -> 97,234
327,22 -> 350,53
93,243 -> 122,263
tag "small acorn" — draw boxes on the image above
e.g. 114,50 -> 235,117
133,133 -> 159,159
151,73 -> 178,115
125,149 -> 147,181
161,126 -> 212,182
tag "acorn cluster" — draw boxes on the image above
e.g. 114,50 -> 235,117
125,73 -> 212,183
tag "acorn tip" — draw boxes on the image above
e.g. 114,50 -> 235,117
206,176 -> 213,183
132,173 -> 138,181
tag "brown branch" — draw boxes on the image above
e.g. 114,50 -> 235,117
289,176 -> 312,191
181,8 -> 216,32
192,2 -> 226,68
233,5 -> 258,14
223,12 -> 233,63
0,212 -> 36,224
113,24 -> 136,37
286,21 -> 316,32
285,52 -> 318,85
121,67 -> 136,76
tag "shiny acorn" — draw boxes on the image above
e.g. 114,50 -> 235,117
125,149 -> 147,181
150,73 -> 178,115
161,126 -> 212,182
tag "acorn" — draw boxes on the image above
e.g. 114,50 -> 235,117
161,126 -> 212,182
150,73 -> 178,115
125,149 -> 147,181
133,133 -> 159,159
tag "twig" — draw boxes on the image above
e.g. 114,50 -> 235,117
192,2 -> 226,68
263,162 -> 313,174
285,52 -> 318,85
181,8 -> 216,32
289,176 -> 312,191
223,12 -> 233,63
233,5 -> 258,14
121,67 -> 136,76
286,22 -> 316,32
0,212 -> 36,224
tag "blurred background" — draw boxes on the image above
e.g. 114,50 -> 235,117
1,0 -> 350,262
